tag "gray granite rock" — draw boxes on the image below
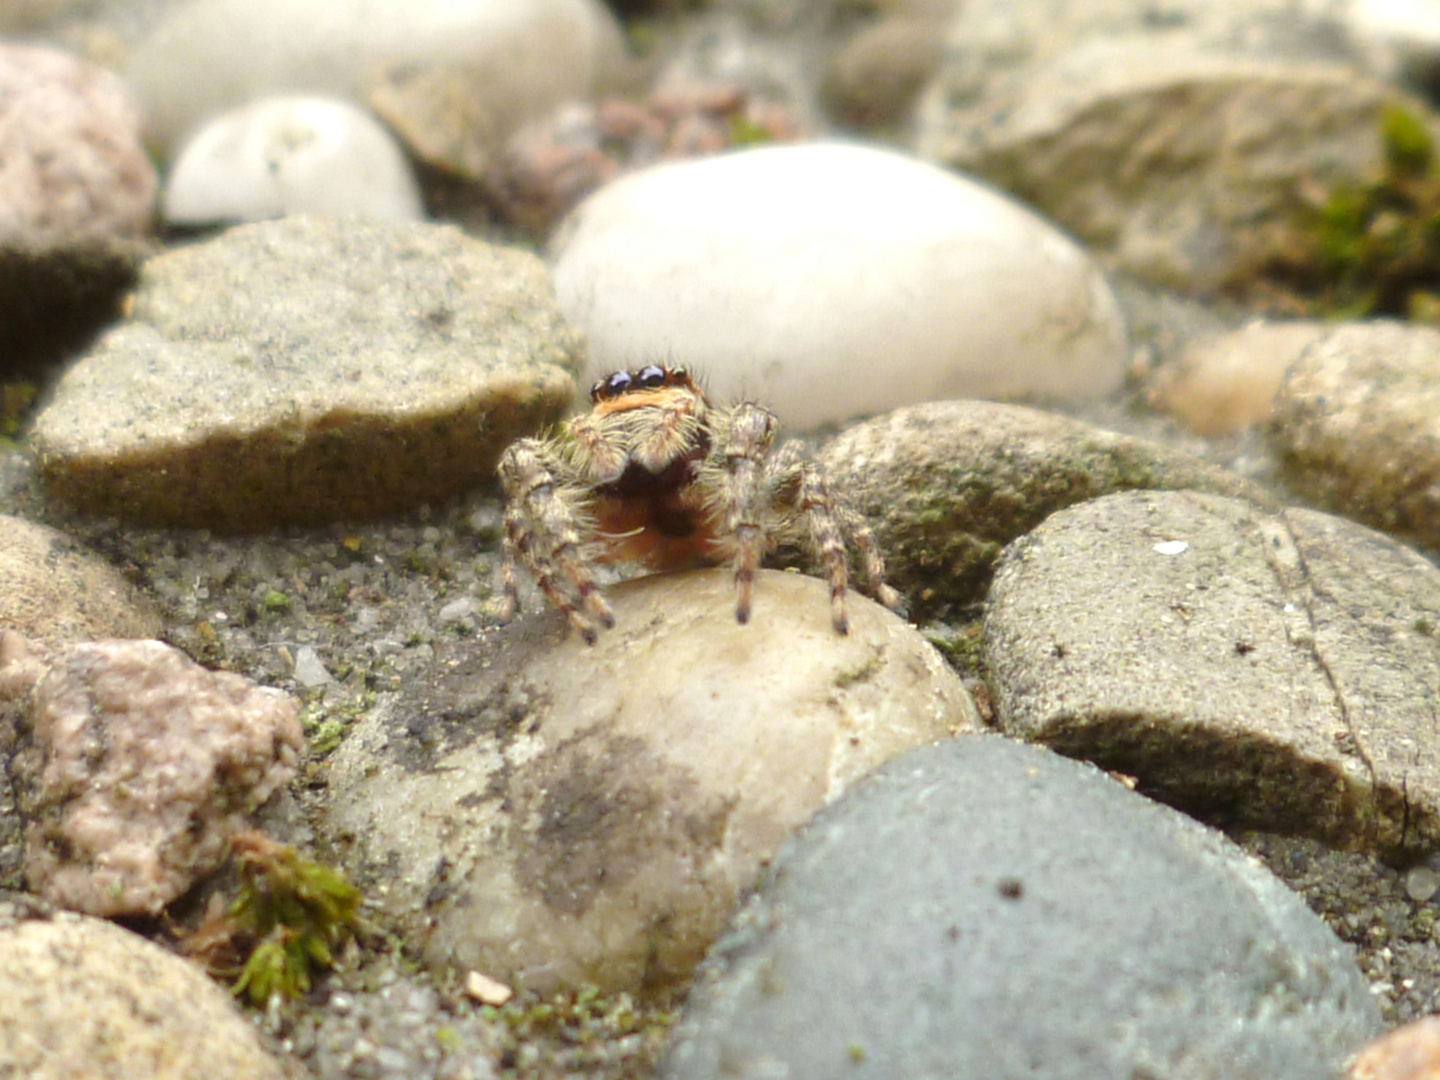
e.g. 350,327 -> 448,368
817,399 -> 1267,619
0,906 -> 288,1080
661,735 -> 1382,1080
32,215 -> 578,530
323,567 -> 979,995
985,489 -> 1440,860
1270,320 -> 1440,548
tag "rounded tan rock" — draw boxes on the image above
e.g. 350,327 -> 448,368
1270,320 -> 1440,546
324,567 -> 979,995
0,910 -> 287,1080
0,514 -> 160,644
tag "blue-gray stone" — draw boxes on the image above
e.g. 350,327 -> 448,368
661,735 -> 1382,1080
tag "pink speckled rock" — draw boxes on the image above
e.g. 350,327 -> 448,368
2,633 -> 301,916
0,43 -> 155,244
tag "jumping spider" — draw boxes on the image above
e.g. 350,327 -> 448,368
497,364 -> 901,643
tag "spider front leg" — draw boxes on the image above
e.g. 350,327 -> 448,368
497,439 -> 614,644
712,403 -> 781,626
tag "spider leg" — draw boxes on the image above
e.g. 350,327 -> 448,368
834,501 -> 903,614
712,403 -> 779,625
497,440 -> 615,644
770,440 -> 853,634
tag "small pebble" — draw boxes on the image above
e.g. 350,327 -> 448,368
1406,866 -> 1440,903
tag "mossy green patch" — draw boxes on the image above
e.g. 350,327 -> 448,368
1261,105 -> 1440,317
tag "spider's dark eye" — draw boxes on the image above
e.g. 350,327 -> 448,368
669,366 -> 688,385
637,365 -> 666,388
604,371 -> 633,397
589,379 -> 607,402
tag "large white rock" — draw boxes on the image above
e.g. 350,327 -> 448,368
551,142 -> 1128,429
163,96 -> 424,225
126,0 -> 624,156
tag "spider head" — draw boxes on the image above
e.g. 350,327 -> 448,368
590,364 -> 697,402
587,365 -> 706,418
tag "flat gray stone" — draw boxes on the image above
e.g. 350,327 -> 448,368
1270,320 -> 1440,547
817,400 -> 1266,619
985,489 -> 1440,859
661,735 -> 1382,1080
32,215 -> 578,530
323,567 -> 979,995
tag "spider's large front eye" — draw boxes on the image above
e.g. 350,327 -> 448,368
637,365 -> 666,388
604,371 -> 633,397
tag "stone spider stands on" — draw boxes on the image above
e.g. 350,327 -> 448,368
497,364 -> 902,643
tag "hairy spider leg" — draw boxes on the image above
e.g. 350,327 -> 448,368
713,403 -> 781,625
498,441 -> 615,644
771,440 -> 854,634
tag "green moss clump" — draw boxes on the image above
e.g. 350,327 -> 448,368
184,831 -> 364,1006
1264,105 -> 1440,317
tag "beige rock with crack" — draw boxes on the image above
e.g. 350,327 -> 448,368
324,567 -> 979,995
2,633 -> 301,915
0,907 -> 286,1080
985,489 -> 1440,860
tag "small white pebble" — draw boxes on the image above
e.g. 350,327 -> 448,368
1405,865 -> 1440,902
292,645 -> 333,688
465,969 -> 513,1006
1153,540 -> 1189,555
436,596 -> 480,628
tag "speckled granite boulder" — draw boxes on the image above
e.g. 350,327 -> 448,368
662,736 -> 1381,1080
32,215 -> 578,530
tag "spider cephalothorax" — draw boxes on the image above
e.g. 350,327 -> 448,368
497,364 -> 900,643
